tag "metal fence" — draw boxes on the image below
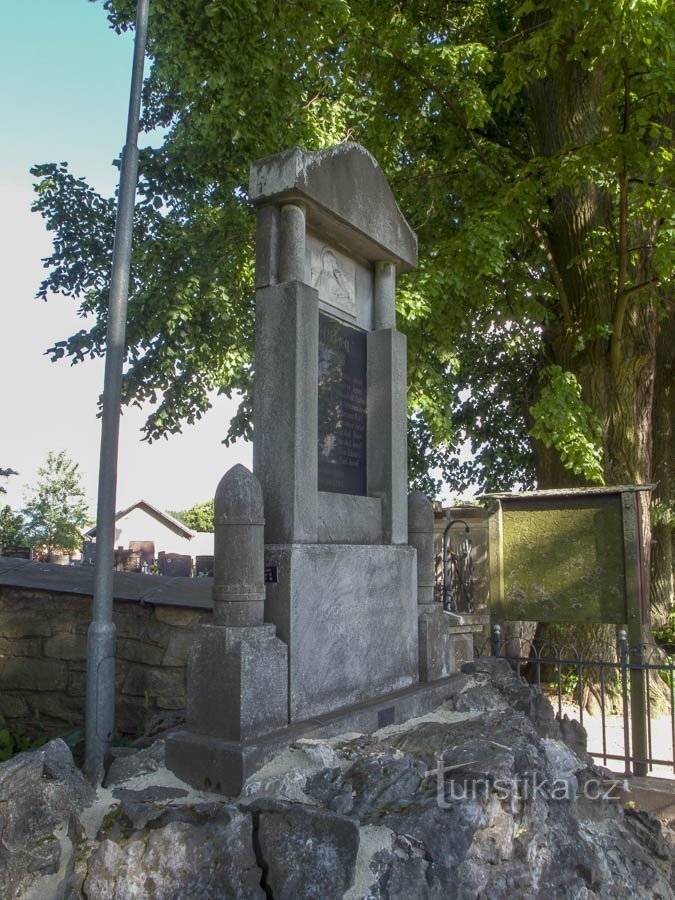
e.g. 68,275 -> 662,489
436,519 -> 475,613
480,626 -> 675,777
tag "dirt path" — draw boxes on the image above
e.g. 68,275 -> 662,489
557,700 -> 675,779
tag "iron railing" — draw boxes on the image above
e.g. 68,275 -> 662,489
480,626 -> 675,777
436,519 -> 475,613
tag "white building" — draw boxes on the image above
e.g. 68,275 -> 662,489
85,499 -> 214,561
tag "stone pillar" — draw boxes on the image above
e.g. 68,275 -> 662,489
409,491 -> 453,682
374,261 -> 396,329
279,203 -> 306,282
368,260 -> 407,543
253,281 -> 319,543
408,491 -> 436,606
165,465 -> 289,795
254,205 -> 279,288
367,328 -> 408,543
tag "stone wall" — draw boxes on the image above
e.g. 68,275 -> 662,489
0,560 -> 213,739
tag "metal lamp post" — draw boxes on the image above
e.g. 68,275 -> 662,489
85,0 -> 150,785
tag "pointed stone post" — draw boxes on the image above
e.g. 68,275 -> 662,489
212,464 -> 266,627
166,465 -> 289,795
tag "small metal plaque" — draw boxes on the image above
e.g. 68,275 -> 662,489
264,565 -> 278,584
318,313 -> 367,496
377,706 -> 396,728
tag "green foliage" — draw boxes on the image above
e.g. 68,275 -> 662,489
0,714 -> 47,763
530,366 -> 605,484
0,505 -> 27,550
0,468 -> 17,495
559,667 -> 579,700
651,500 -> 674,529
31,0 -> 674,495
654,614 -> 675,646
169,499 -> 214,532
21,451 -> 90,553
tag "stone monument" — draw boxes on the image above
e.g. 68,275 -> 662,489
249,143 -> 419,720
167,144 -> 458,795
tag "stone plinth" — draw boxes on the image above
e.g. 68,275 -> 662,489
165,623 -> 289,795
264,544 -> 418,721
183,625 -> 287,742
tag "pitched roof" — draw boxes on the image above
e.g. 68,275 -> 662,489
85,499 -> 197,540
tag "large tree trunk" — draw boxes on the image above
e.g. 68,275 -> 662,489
522,26 -> 664,684
527,36 -> 658,514
650,299 -> 675,624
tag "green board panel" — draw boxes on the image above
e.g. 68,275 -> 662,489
501,496 -> 626,623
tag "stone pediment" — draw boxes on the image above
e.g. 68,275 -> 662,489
249,143 -> 417,272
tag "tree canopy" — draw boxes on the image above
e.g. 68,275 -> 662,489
32,0 -> 673,597
0,506 -> 26,552
22,451 -> 91,554
169,499 -> 215,532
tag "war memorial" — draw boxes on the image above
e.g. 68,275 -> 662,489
0,142 -> 670,897
166,143 -> 471,793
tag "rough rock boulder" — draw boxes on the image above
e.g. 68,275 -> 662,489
2,661 -> 673,898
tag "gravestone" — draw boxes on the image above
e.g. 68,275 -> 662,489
128,540 -> 155,567
157,551 -> 192,578
113,547 -> 131,571
195,555 -> 214,577
166,465 -> 289,795
82,541 -> 96,566
249,143 -> 420,720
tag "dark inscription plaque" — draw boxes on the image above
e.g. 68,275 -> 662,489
318,313 -> 367,495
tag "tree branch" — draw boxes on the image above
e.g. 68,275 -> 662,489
392,168 -> 464,185
621,278 -> 660,301
528,220 -> 573,330
357,35 -> 527,171
611,61 -> 631,374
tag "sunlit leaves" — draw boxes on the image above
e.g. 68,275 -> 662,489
34,0 -> 673,495
530,366 -> 605,484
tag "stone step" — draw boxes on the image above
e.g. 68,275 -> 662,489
622,775 -> 675,827
446,625 -> 484,636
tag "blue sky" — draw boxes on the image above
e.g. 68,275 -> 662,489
0,0 -> 250,515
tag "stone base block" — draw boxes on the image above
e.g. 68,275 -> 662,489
166,672 -> 471,796
418,606 -> 454,682
186,624 -> 288,742
165,730 -> 277,797
446,629 -> 475,673
265,543 -> 418,722
418,608 -> 482,681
